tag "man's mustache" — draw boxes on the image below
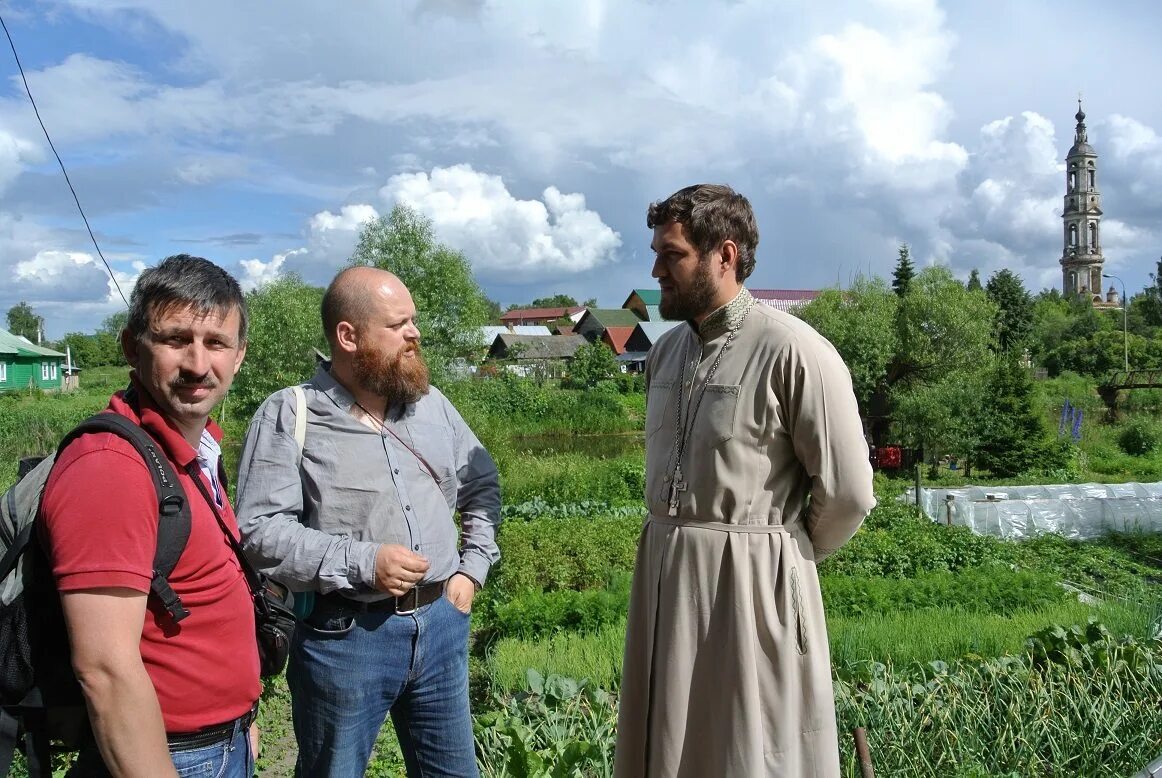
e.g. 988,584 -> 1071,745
171,374 -> 217,389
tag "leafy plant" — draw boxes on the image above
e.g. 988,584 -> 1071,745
475,672 -> 617,778
1117,417 -> 1161,457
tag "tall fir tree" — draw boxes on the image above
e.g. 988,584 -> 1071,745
891,243 -> 915,297
975,357 -> 1055,477
985,269 -> 1034,355
966,268 -> 982,292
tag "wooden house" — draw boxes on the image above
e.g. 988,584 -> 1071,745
0,327 -> 67,392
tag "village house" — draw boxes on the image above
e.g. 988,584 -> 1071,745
499,305 -> 587,327
487,333 -> 589,379
0,327 -> 67,392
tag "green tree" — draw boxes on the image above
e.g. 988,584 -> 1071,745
892,371 -> 986,473
985,269 -> 1034,355
351,205 -> 492,378
974,358 -> 1056,477
891,243 -> 915,297
888,267 -> 995,454
1137,256 -> 1162,327
54,331 -> 122,369
99,310 -> 129,335
894,266 -> 996,386
6,301 -> 43,341
564,342 -> 619,389
797,276 -> 897,413
231,274 -> 327,417
529,294 -> 579,309
966,268 -> 982,292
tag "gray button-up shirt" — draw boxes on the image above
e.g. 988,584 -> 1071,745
235,366 -> 501,599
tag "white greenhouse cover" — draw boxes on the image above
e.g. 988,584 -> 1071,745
907,483 -> 1162,540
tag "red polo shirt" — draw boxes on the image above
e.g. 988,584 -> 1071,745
39,385 -> 260,732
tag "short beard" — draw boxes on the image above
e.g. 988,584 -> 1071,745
352,342 -> 430,406
659,255 -> 717,321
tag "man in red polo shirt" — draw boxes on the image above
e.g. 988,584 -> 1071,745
38,255 -> 260,777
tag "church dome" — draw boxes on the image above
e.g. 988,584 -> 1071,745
1068,140 -> 1096,157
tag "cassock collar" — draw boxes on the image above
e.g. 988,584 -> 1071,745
693,287 -> 754,341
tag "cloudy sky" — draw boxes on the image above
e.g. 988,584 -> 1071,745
2,0 -> 1161,338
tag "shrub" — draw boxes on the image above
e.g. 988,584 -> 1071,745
490,513 -> 641,599
822,567 -> 1071,617
487,572 -> 632,641
822,503 -> 1005,579
1117,418 -> 1161,457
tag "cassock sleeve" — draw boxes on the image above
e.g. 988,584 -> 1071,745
777,332 -> 877,559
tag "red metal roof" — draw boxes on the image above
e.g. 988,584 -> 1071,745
602,326 -> 635,355
501,306 -> 586,321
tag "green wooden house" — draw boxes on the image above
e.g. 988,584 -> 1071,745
0,327 -> 66,392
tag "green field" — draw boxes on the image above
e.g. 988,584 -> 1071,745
4,371 -> 1162,777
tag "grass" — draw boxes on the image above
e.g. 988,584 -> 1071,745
828,599 -> 1155,667
480,597 -> 1160,698
484,619 -> 629,695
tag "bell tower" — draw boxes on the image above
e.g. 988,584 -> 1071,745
1060,100 -> 1108,302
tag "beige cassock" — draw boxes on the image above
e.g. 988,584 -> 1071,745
614,289 -> 876,778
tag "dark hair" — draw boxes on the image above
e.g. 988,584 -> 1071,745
320,267 -> 373,349
126,254 -> 248,342
647,184 -> 759,281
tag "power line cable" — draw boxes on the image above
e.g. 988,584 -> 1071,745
0,11 -> 129,308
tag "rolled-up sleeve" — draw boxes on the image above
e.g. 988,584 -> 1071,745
444,400 -> 501,586
779,336 -> 877,560
235,391 -> 381,593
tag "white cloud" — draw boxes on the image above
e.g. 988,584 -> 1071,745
380,164 -> 621,276
239,248 -> 307,291
238,205 -> 379,289
0,129 -> 40,193
10,249 -> 136,305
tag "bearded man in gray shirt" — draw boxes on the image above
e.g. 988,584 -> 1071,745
235,266 -> 500,777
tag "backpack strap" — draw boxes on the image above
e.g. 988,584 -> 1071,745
58,414 -> 192,623
291,385 -> 307,454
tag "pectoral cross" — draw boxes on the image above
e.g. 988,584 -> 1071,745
667,465 -> 688,517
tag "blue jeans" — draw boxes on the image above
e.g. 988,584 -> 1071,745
68,717 -> 253,777
288,594 -> 477,778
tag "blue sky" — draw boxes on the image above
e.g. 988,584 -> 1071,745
2,0 -> 1161,338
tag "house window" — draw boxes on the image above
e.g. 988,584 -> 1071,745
0,362 -> 6,382
1068,170 -> 1077,192
1069,224 -> 1078,247
41,363 -> 49,381
1088,221 -> 1098,251
51,362 -> 58,380
1087,164 -> 1095,190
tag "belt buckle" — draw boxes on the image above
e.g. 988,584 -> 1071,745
394,587 -> 419,616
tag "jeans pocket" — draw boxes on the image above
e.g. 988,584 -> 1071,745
171,742 -> 227,777
302,612 -> 356,637
443,593 -> 472,617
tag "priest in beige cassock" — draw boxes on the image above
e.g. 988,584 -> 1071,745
614,184 -> 877,778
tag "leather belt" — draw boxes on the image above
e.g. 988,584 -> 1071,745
317,579 -> 446,616
167,700 -> 258,752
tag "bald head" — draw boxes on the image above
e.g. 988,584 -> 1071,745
321,266 -> 410,349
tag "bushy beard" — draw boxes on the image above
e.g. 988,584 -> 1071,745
352,341 -> 430,405
659,255 -> 718,321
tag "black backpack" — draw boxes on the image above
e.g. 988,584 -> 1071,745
0,412 -> 192,777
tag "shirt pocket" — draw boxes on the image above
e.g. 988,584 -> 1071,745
693,384 -> 740,448
645,381 -> 674,442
